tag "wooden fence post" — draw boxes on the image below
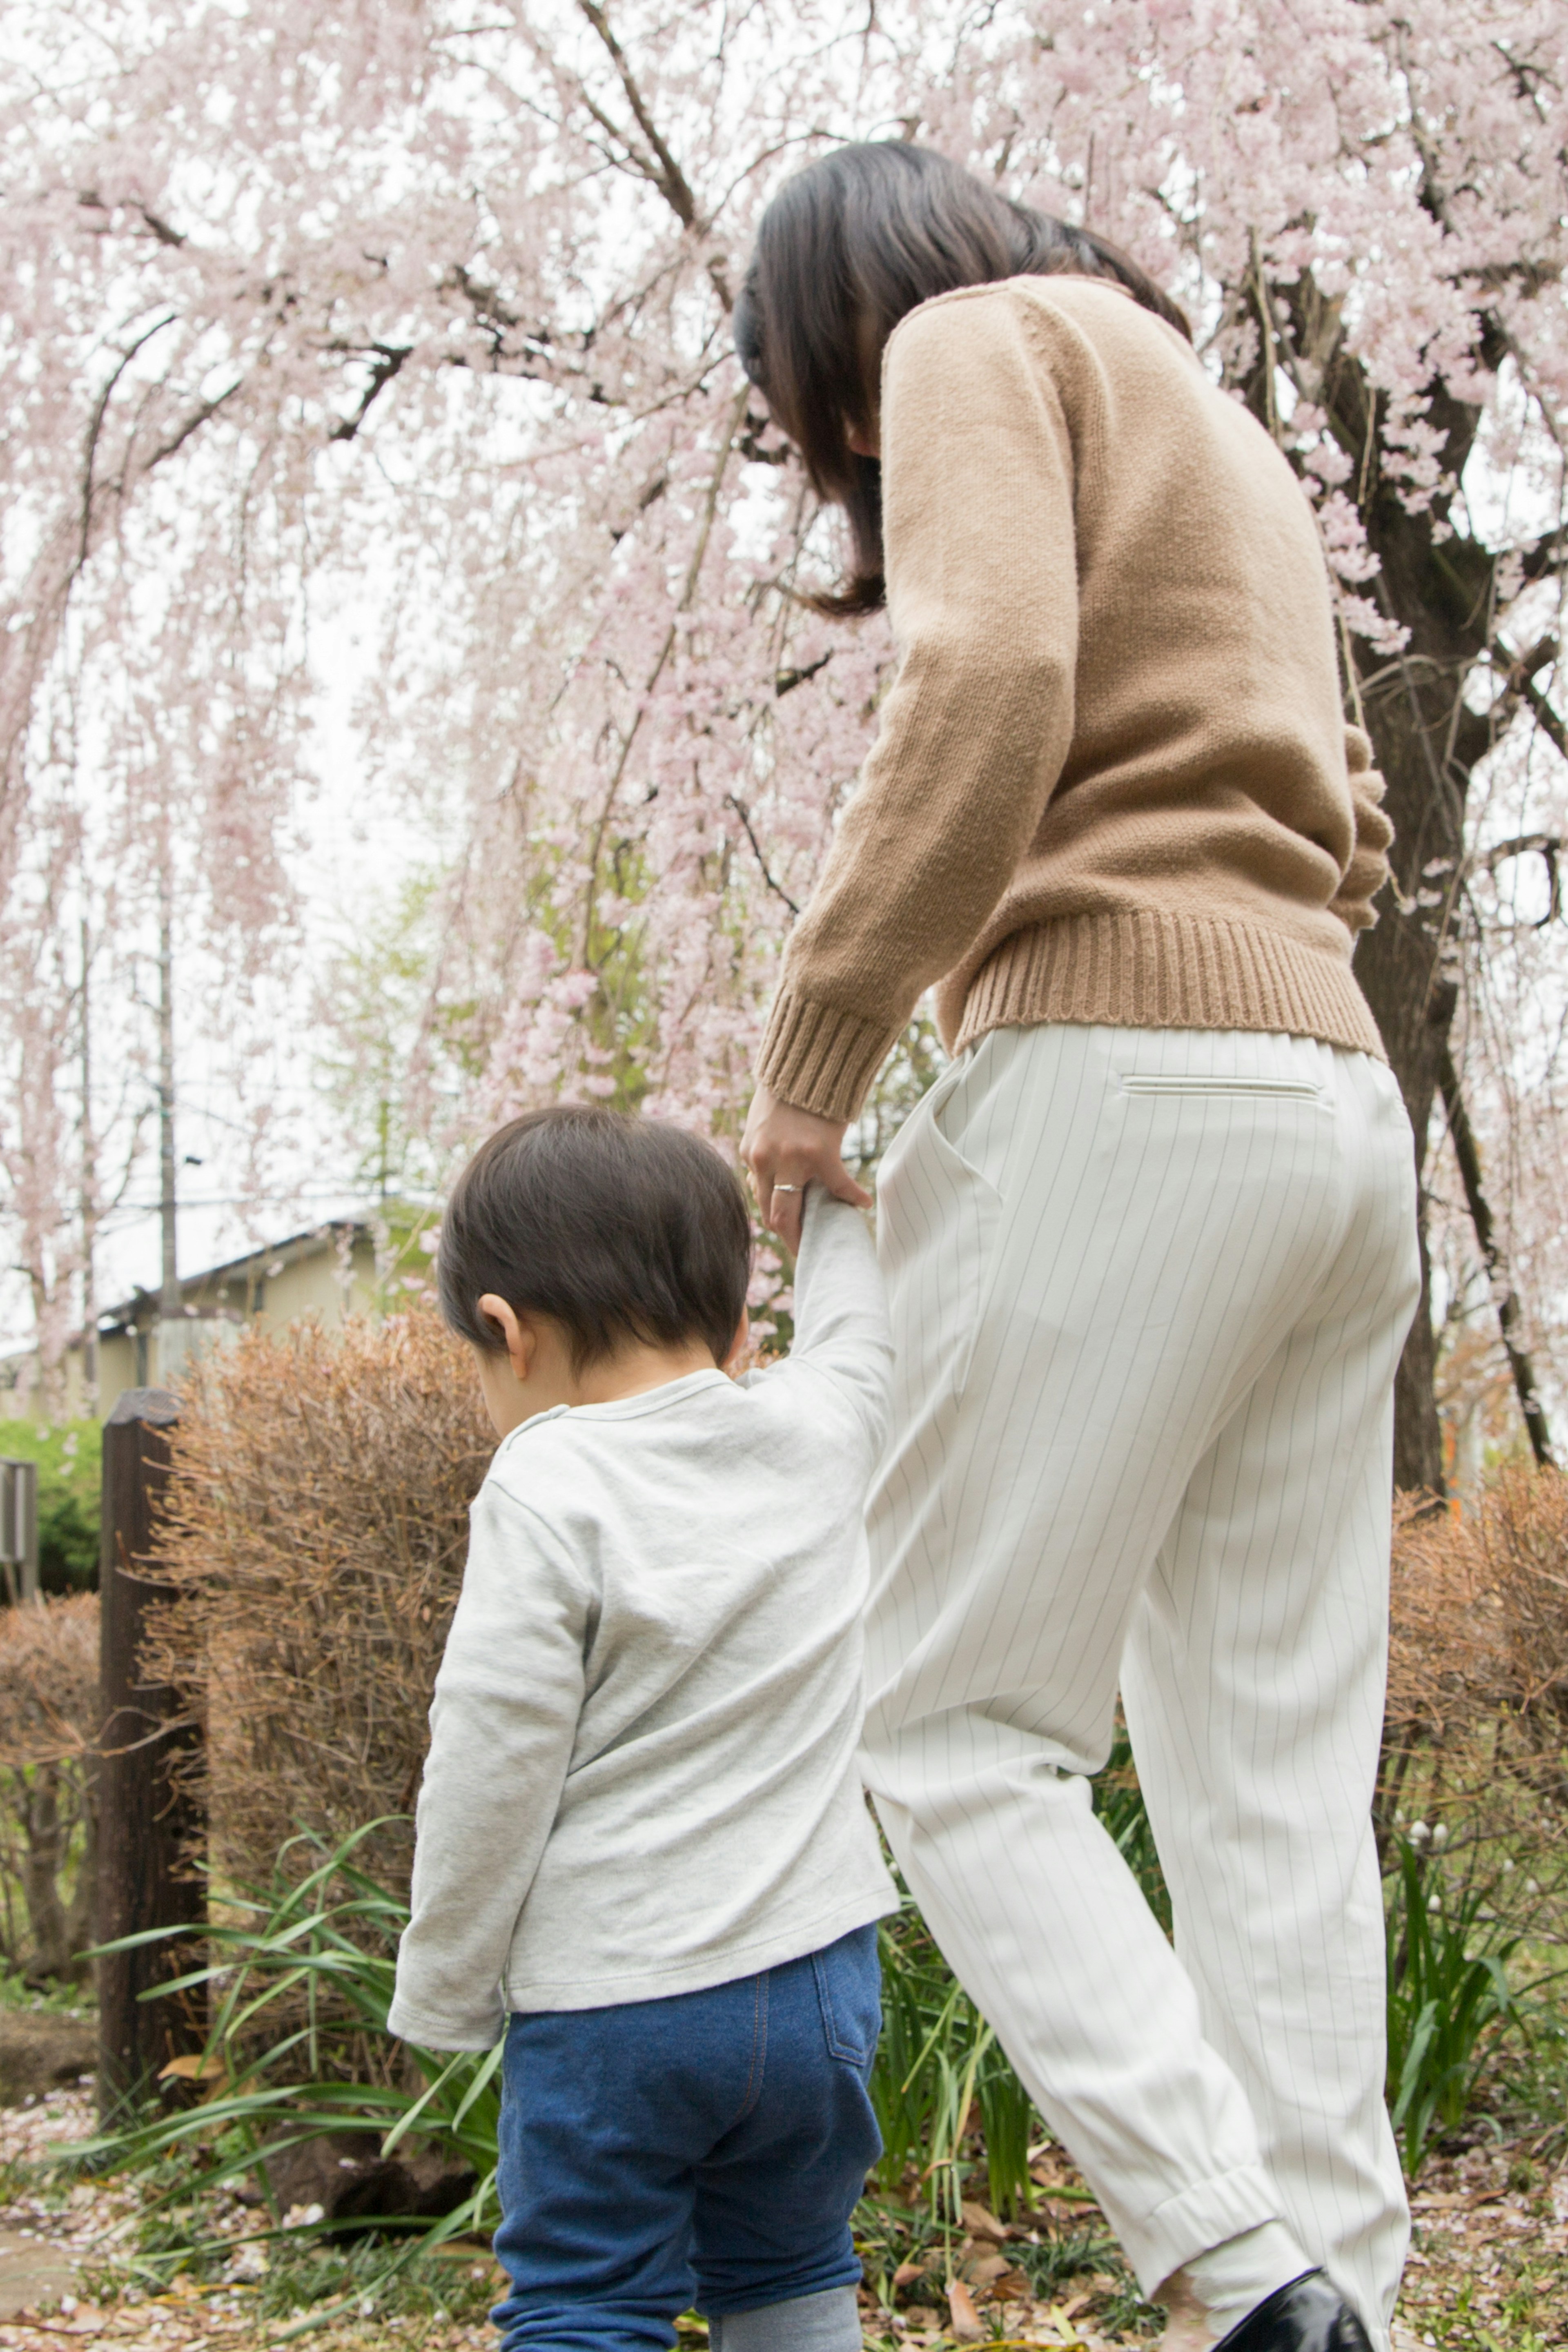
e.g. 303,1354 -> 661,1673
97,1389 -> 205,2123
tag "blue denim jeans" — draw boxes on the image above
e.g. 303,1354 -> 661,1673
491,1925 -> 883,2352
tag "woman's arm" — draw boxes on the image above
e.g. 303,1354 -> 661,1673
753,287 -> 1082,1131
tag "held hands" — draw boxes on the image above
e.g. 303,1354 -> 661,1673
740,1082 -> 871,1252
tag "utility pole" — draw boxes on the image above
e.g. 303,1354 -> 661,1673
79,916 -> 99,1414
156,868 -> 179,1327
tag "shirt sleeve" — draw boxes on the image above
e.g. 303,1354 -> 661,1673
755,288 -> 1081,1121
752,1187 -> 893,1458
1328,726 -> 1394,935
387,1481 -> 588,2050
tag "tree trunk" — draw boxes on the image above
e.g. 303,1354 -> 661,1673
1348,669 -> 1465,1495
1256,270 -> 1515,1491
1340,387 -> 1499,1492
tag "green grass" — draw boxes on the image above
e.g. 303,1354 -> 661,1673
0,1958 -> 94,2017
872,1901 -> 1035,2223
83,1824 -> 500,2334
1385,1835 -> 1524,2176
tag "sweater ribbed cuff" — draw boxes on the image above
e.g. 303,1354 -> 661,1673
755,987 -> 899,1123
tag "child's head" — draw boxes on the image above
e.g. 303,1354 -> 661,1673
439,1107 -> 752,1399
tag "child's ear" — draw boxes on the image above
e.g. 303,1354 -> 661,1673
722,1308 -> 751,1376
477,1294 -> 533,1381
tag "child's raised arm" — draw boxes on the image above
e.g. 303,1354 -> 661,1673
758,1185 -> 893,1457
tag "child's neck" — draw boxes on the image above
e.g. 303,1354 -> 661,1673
565,1338 -> 719,1409
479,1332 -> 718,1437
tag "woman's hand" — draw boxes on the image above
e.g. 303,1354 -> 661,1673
741,1082 -> 871,1252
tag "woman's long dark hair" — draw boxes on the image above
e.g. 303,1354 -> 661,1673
734,142 -> 1190,614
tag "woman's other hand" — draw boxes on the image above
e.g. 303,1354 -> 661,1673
741,1083 -> 871,1251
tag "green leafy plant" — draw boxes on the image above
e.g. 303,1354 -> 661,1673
1384,1835 -> 1522,2175
0,1421 -> 101,1594
85,1824 -> 500,2336
82,1751 -> 1169,2328
1093,1728 -> 1172,1936
871,1902 -> 1037,2224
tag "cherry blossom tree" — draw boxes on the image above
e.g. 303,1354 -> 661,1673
1,0 -> 1564,1468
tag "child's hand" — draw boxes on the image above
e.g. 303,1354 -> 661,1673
741,1084 -> 870,1251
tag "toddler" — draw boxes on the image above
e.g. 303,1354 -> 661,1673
388,1106 -> 898,2352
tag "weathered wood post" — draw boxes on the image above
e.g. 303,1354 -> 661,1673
0,1457 -> 39,1605
97,1389 -> 205,2122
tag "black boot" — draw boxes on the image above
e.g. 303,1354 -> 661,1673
1214,2271 -> 1374,2352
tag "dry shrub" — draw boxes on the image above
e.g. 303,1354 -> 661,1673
1473,1461 -> 1568,1726
143,1312 -> 493,1902
0,1592 -> 100,1767
1384,1463 -> 1568,1876
0,1594 -> 100,1978
1389,1466 -> 1568,1741
1388,1493 -> 1501,1748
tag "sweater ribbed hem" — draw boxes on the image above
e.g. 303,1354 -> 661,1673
952,913 -> 1386,1064
756,986 -> 900,1123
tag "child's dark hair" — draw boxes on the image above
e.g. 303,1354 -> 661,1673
437,1107 -> 752,1374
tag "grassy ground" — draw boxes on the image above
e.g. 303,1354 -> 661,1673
0,2089 -> 1563,2352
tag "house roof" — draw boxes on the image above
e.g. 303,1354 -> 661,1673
97,1219 -> 372,1334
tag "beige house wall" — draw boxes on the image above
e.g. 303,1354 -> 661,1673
1,1228 -> 385,1422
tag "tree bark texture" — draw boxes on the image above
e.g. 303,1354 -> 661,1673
1345,375 -> 1504,1490
1437,1045 -> 1556,1469
97,1390 -> 205,2122
1256,289 -> 1538,1488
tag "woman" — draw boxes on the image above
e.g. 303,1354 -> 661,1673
737,144 -> 1418,2352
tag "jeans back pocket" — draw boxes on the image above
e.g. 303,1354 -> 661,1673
811,1925 -> 883,2071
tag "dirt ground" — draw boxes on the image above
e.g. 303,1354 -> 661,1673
0,2089 -> 1563,2352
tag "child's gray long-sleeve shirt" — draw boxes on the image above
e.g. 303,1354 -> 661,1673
387,1189 -> 899,2049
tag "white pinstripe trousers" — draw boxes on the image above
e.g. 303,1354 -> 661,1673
860,1024 -> 1421,2349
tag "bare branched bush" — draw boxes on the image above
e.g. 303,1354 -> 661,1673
0,1594 -> 100,1979
1382,1467 -> 1568,1946
143,1313 -> 493,1902
1471,1462 -> 1568,1730
1388,1468 -> 1568,1742
1387,1492 -> 1503,1750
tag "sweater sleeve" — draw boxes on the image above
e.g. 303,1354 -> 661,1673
755,290 -> 1081,1121
1329,726 -> 1394,936
388,1483 -> 588,2050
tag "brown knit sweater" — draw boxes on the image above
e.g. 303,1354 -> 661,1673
756,274 -> 1392,1124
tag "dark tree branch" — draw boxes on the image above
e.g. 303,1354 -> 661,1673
1474,635 -> 1568,766
1519,522 -> 1567,585
145,379 -> 243,468
76,192 -> 186,248
1437,1044 -> 1556,1470
134,202 -> 186,250
1517,670 -> 1568,764
575,1 -> 699,230
774,652 -> 831,697
1468,834 -> 1563,929
78,314 -> 178,565
723,795 -> 800,914
328,343 -> 413,442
